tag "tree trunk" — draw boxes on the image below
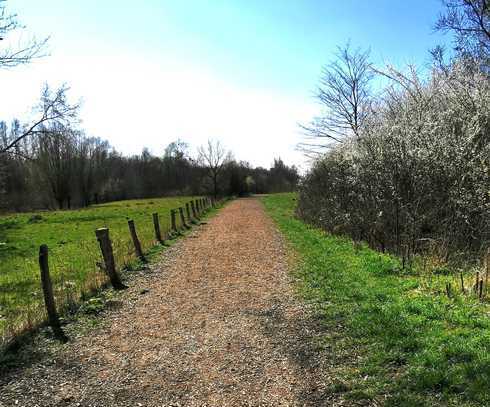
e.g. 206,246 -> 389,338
213,173 -> 218,199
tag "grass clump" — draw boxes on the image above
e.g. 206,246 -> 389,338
262,193 -> 490,406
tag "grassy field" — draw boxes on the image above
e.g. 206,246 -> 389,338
0,196 -> 201,346
262,193 -> 490,406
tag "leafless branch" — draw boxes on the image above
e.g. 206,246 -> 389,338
0,0 -> 49,68
0,84 -> 79,155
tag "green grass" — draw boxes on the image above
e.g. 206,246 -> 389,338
262,193 -> 490,406
0,196 -> 204,346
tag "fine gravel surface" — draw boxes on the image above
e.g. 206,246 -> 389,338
0,198 -> 334,407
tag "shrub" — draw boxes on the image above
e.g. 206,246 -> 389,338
298,60 -> 490,262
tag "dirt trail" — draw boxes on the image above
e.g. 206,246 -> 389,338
0,198 -> 330,407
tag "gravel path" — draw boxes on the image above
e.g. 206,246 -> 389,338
0,198 -> 331,407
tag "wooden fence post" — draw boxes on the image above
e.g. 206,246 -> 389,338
128,219 -> 146,262
195,199 -> 200,216
191,200 -> 198,220
39,245 -> 68,342
179,207 -> 190,229
170,209 -> 178,235
152,213 -> 163,243
185,202 -> 192,223
95,228 -> 127,290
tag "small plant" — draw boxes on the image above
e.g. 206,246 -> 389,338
79,297 -> 105,315
27,215 -> 43,223
432,265 -> 451,275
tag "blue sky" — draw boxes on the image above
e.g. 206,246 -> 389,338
1,0 -> 449,169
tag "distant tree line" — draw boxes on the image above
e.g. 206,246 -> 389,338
0,112 -> 298,211
297,0 -> 490,261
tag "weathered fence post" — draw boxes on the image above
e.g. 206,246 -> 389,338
152,212 -> 163,243
185,202 -> 192,224
170,209 -> 178,235
95,228 -> 127,290
179,207 -> 190,229
191,200 -> 198,220
195,199 -> 200,216
39,245 -> 68,342
128,219 -> 146,262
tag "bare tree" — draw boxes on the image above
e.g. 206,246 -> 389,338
436,1 -> 490,57
74,135 -> 110,207
0,0 -> 48,68
299,43 -> 373,156
0,84 -> 79,155
36,124 -> 77,209
197,139 -> 231,198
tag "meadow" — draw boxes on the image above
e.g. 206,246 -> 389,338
262,193 -> 490,406
0,196 -> 199,347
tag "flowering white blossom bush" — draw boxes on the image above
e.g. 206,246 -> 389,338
298,59 -> 490,260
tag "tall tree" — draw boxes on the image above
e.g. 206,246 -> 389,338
75,136 -> 111,206
36,125 -> 76,209
197,139 -> 231,198
163,140 -> 192,193
299,43 -> 373,156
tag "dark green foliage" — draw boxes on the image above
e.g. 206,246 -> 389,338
0,126 -> 299,211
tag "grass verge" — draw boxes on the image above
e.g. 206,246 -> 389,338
0,196 -> 213,347
262,193 -> 490,406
